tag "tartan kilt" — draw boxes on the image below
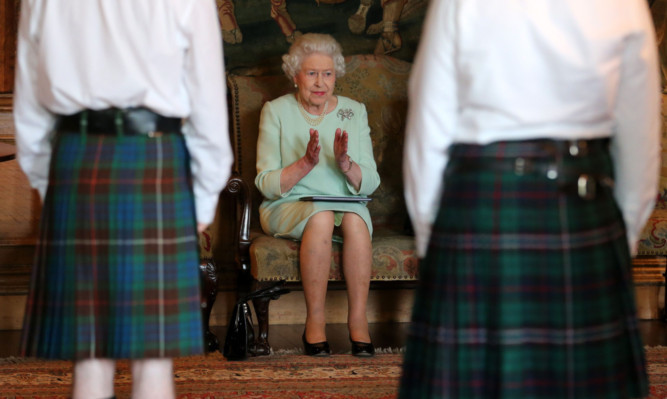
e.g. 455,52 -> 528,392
399,140 -> 648,399
21,132 -> 204,360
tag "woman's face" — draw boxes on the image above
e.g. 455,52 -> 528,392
294,52 -> 336,110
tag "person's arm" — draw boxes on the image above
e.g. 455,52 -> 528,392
334,128 -> 363,191
403,0 -> 459,258
13,0 -> 57,201
279,128 -> 320,193
181,0 -> 233,227
256,101 -> 316,199
611,3 -> 662,256
337,104 -> 381,195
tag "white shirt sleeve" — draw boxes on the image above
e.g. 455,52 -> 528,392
403,0 -> 459,258
179,0 -> 233,225
610,3 -> 661,256
13,0 -> 57,200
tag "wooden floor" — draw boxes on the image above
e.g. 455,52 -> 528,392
1,320 -> 666,358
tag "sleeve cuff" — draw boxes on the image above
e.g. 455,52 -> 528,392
194,191 -> 220,226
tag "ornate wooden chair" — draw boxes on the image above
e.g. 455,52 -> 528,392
207,55 -> 419,354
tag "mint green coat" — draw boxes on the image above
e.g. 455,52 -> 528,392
255,94 -> 381,240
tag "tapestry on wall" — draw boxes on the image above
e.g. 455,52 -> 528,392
216,0 -> 428,70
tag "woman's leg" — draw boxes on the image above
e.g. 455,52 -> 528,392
131,358 -> 175,399
300,211 -> 335,343
340,213 -> 372,343
72,358 -> 116,399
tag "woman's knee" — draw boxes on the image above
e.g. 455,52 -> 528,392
340,213 -> 369,236
304,211 -> 335,234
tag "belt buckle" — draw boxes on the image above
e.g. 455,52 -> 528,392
147,131 -> 164,138
514,157 -> 527,175
577,174 -> 596,200
568,140 -> 588,157
546,164 -> 558,180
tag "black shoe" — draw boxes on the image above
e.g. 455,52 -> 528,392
350,338 -> 375,357
302,332 -> 331,357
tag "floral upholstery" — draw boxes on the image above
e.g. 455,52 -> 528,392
638,208 -> 667,255
226,55 -> 418,283
250,233 -> 418,282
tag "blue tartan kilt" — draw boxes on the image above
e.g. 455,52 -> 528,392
399,139 -> 648,399
21,132 -> 204,360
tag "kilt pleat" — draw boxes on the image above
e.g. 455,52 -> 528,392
399,140 -> 648,399
21,132 -> 204,360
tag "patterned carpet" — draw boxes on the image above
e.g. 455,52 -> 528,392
0,352 -> 403,398
4,348 -> 667,398
649,346 -> 667,398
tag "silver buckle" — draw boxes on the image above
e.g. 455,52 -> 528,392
147,131 -> 164,138
546,164 -> 558,180
577,174 -> 596,200
514,158 -> 527,175
568,140 -> 588,157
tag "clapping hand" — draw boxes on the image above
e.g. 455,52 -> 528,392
304,128 -> 320,167
334,128 -> 351,172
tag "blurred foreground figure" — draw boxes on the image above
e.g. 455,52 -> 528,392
401,0 -> 661,398
13,1 -> 233,398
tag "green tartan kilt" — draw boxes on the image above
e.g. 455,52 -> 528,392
21,132 -> 204,360
399,139 -> 648,399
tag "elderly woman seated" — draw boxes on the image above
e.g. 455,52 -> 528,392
254,33 -> 381,357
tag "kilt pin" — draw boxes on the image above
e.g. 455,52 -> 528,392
20,130 -> 205,360
399,140 -> 648,399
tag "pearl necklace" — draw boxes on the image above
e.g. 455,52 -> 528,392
297,96 -> 329,126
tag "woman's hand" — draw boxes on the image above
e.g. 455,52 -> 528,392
304,128 -> 320,168
280,129 -> 320,194
334,128 -> 362,190
334,128 -> 351,172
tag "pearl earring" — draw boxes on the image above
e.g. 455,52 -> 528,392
294,83 -> 298,88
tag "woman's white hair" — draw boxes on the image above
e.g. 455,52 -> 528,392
282,33 -> 346,81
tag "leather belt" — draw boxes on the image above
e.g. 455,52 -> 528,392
448,139 -> 614,200
531,138 -> 609,157
56,107 -> 182,137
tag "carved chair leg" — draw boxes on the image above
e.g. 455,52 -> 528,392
199,260 -> 220,352
252,295 -> 272,356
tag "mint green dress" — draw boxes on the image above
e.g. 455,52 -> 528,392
255,94 -> 381,240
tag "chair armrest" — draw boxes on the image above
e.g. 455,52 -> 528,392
222,172 -> 252,275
